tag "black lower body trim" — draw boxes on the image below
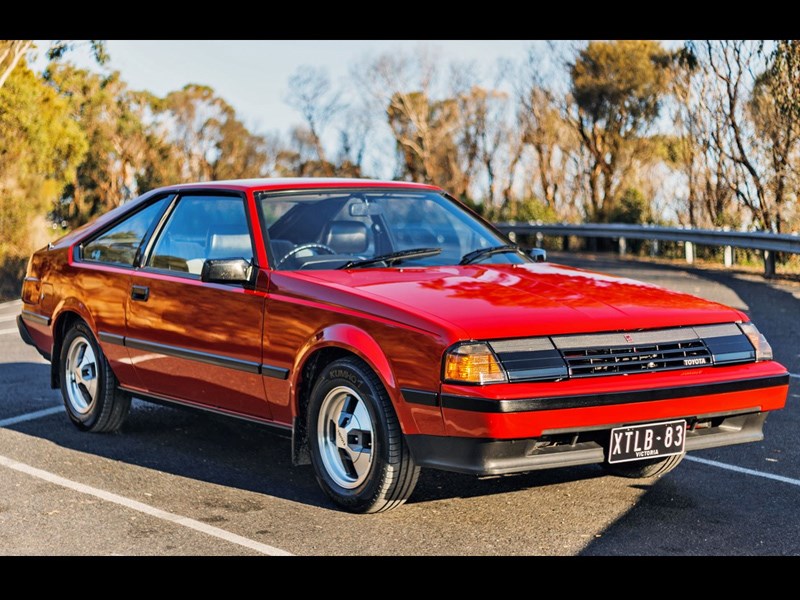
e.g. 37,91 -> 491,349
406,412 -> 768,476
17,315 -> 35,346
439,374 -> 789,413
17,315 -> 51,362
98,330 -> 290,379
98,331 -> 125,346
125,337 -> 261,374
261,364 -> 290,380
401,388 -> 438,406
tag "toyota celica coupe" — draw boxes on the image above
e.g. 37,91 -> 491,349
17,178 -> 789,512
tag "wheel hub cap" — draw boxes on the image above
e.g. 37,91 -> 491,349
65,336 -> 98,415
317,385 -> 374,489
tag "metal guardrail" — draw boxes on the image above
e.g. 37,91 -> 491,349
495,222 -> 800,277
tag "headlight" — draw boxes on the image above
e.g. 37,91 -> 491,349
444,342 -> 507,384
739,322 -> 774,361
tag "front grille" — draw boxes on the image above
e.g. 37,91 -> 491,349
488,324 -> 754,383
562,340 -> 712,378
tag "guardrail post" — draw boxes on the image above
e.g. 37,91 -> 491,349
650,240 -> 659,257
685,241 -> 694,265
764,250 -> 776,278
562,235 -> 569,251
535,232 -> 543,248
618,237 -> 627,256
724,246 -> 734,268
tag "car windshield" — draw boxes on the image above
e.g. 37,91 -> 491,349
257,189 -> 529,270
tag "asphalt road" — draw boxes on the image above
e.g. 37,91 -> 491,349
0,254 -> 798,556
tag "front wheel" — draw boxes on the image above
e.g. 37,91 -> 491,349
604,453 -> 685,478
59,322 -> 131,433
308,357 -> 419,513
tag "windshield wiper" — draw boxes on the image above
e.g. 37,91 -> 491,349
459,244 -> 521,265
339,247 -> 442,269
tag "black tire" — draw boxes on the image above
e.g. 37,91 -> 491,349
604,453 -> 685,478
307,357 -> 420,513
59,321 -> 131,433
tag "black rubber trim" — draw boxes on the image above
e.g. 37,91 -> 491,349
125,337 -> 261,374
17,315 -> 51,361
261,364 -> 290,380
20,310 -> 51,326
97,330 -> 290,379
401,388 -> 439,407
16,315 -> 35,346
98,332 -> 125,346
441,374 -> 790,413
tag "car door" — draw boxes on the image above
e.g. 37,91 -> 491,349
75,195 -> 175,389
125,192 -> 271,419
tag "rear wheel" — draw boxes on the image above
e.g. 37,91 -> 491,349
59,322 -> 131,433
308,357 -> 419,513
604,453 -> 685,478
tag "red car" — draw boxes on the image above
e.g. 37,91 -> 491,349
17,178 -> 789,513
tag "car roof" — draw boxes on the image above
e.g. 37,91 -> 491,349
150,177 -> 442,195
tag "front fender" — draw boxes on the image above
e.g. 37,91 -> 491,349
293,323 -> 397,401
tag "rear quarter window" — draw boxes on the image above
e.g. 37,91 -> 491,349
82,197 -> 171,267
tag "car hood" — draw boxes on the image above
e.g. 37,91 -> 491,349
295,262 -> 747,340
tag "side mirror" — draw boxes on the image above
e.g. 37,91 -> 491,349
529,248 -> 547,263
201,258 -> 253,285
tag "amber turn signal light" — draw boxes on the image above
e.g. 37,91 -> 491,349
444,343 -> 507,384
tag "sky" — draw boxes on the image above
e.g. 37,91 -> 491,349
33,40 -> 535,136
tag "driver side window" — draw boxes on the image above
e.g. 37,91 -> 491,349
148,195 -> 254,277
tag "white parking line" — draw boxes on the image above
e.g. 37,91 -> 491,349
0,314 -> 18,322
0,407 -> 293,555
790,373 -> 800,380
686,456 -> 800,488
0,454 -> 293,556
0,299 -> 21,309
0,406 -> 62,427
0,328 -> 18,335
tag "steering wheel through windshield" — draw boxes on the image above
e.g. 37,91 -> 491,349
275,243 -> 336,269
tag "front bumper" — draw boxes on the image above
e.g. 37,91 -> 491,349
406,411 -> 767,476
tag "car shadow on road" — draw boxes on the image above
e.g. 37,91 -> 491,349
578,464 -> 800,555
1,362 -> 606,511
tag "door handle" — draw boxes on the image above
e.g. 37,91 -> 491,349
131,285 -> 150,301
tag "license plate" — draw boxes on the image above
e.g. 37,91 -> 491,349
608,419 -> 686,464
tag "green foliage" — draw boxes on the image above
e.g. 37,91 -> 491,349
609,188 -> 649,224
571,41 -> 675,222
769,40 -> 800,122
0,49 -> 274,298
46,40 -> 109,66
498,198 -> 559,223
46,65 -> 151,227
151,84 -> 271,184
0,61 -> 87,261
572,40 -> 673,133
